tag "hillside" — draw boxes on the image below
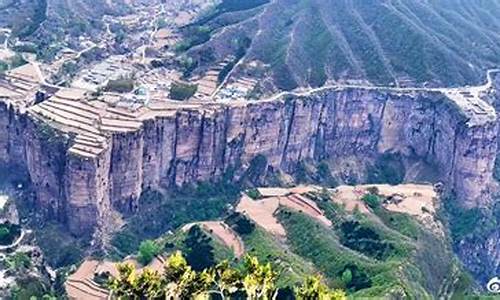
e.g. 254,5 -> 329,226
185,0 -> 500,91
71,184 -> 475,299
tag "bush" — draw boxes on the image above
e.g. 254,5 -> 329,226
0,223 -> 21,245
339,221 -> 395,261
184,226 -> 215,271
316,161 -> 338,187
6,252 -> 31,271
105,78 -> 134,93
373,207 -> 420,240
443,196 -> 488,241
111,180 -> 240,256
225,212 -> 255,235
169,81 -> 197,100
246,188 -> 262,200
362,194 -> 380,209
34,223 -> 85,268
137,240 -> 161,265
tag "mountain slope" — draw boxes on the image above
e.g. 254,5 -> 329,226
186,0 -> 500,90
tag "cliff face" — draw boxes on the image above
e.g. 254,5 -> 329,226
0,87 -> 497,236
455,73 -> 500,285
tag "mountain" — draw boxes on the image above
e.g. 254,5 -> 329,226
74,185 -> 474,299
186,0 -> 500,90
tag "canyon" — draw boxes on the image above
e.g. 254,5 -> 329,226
0,64 -> 499,285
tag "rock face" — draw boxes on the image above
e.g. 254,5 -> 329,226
455,73 -> 500,285
1,86 -> 498,237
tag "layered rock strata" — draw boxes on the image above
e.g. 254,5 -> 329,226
0,66 -> 498,237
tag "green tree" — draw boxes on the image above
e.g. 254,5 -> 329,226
295,275 -> 346,300
341,269 -> 352,286
6,252 -> 31,271
109,263 -> 163,299
137,240 -> 161,265
362,193 -> 380,209
109,251 -> 345,299
184,225 -> 215,271
242,255 -> 278,300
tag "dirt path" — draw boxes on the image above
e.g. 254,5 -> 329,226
237,194 -> 285,236
200,221 -> 245,258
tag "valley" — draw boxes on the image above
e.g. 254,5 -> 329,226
0,0 -> 498,298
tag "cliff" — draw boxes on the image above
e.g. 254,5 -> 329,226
1,85 -> 497,237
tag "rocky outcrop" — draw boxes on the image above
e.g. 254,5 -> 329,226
0,86 -> 498,238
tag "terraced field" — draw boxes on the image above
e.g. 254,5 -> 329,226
188,0 -> 500,90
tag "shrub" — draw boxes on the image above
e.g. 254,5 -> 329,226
246,188 -> 262,200
339,220 -> 395,261
0,223 -> 21,245
137,240 -> 161,265
184,226 -> 215,271
225,212 -> 256,235
105,78 -> 134,93
169,81 -> 197,100
6,252 -> 31,271
316,162 -> 338,187
362,194 -> 380,209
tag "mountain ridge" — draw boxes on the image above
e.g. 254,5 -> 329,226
186,0 -> 500,91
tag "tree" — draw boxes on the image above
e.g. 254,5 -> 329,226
341,269 -> 352,286
109,251 -> 346,299
169,81 -> 197,100
6,252 -> 31,271
295,275 -> 346,300
184,225 -> 215,271
108,263 -> 163,299
242,255 -> 278,300
137,240 -> 161,265
361,194 -> 380,209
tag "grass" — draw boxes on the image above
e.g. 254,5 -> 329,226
373,207 -> 420,240
241,227 -> 316,288
276,207 -> 466,298
111,181 -> 240,256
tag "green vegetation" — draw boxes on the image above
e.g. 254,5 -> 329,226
137,240 -> 162,265
111,180 -> 240,256
5,252 -> 31,271
184,225 -> 216,271
195,0 -> 270,26
0,60 -> 8,73
217,36 -> 252,84
339,220 -> 396,261
442,195 -> 495,241
104,78 -> 135,93
241,227 -> 316,288
0,222 -> 21,245
225,212 -> 256,235
175,26 -> 212,52
373,206 -> 420,240
169,81 -> 198,100
10,276 -> 55,300
194,0 -> 500,88
14,0 -> 47,38
361,193 -> 381,209
176,55 -> 198,77
241,154 -> 268,185
34,223 -> 86,268
316,162 -> 338,187
246,188 -> 262,200
278,205 -> 467,298
367,153 -> 405,185
109,251 -> 345,299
